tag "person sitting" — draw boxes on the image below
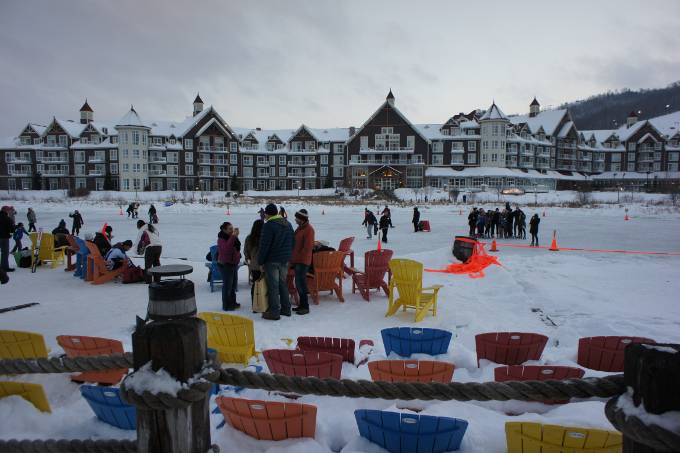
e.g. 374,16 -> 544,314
52,219 -> 70,236
51,219 -> 70,247
104,240 -> 133,270
93,225 -> 113,256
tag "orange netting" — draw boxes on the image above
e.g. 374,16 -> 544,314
425,238 -> 501,278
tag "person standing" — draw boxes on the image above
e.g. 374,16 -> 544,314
148,204 -> 158,224
468,208 -> 478,237
492,208 -> 500,238
379,212 -> 390,243
27,208 -> 37,232
69,210 -> 84,236
279,206 -> 288,219
257,203 -> 294,320
11,222 -> 27,253
136,220 -> 163,284
362,208 -> 377,239
381,205 -> 394,228
216,222 -> 241,311
0,209 -> 15,273
529,213 -> 540,246
126,203 -> 135,218
412,207 -> 420,232
291,209 -> 314,316
244,219 -> 264,305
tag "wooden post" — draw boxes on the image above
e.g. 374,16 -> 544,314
132,279 -> 211,453
623,342 -> 680,452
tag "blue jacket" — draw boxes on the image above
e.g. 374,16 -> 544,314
13,226 -> 27,241
257,216 -> 294,265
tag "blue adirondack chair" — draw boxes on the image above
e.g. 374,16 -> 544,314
74,237 -> 90,279
80,385 -> 136,430
355,410 -> 468,453
381,327 -> 452,357
206,245 -> 223,292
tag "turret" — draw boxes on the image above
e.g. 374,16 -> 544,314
386,89 -> 395,107
80,99 -> 93,124
193,93 -> 204,116
529,97 -> 540,118
627,110 -> 639,128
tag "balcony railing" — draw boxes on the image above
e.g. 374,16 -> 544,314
240,146 -> 259,151
288,160 -> 317,167
359,147 -> 414,154
41,170 -> 67,176
349,158 -> 423,165
8,171 -> 30,177
88,157 -> 105,163
149,156 -> 167,164
256,161 -> 270,167
287,173 -> 317,178
43,143 -> 67,149
88,171 -> 104,176
198,159 -> 228,165
198,145 -> 227,153
535,162 -> 550,169
6,156 -> 31,163
289,148 -> 317,153
149,170 -> 167,176
39,156 -> 68,163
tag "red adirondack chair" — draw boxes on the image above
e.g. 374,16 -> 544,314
287,268 -> 299,306
263,349 -> 343,379
494,365 -> 585,404
216,396 -> 317,441
296,336 -> 355,363
351,249 -> 393,302
64,235 -> 80,272
577,336 -> 655,372
475,332 -> 549,366
368,359 -> 455,383
307,251 -> 345,304
56,335 -> 127,385
337,237 -> 355,276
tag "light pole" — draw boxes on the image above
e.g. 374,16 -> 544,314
646,170 -> 650,192
297,181 -> 301,198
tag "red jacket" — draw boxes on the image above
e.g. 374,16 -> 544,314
217,233 -> 241,265
291,222 -> 315,265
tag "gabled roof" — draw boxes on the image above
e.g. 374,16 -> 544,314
648,110 -> 680,137
80,99 -> 93,112
510,109 -> 568,136
288,124 -> 317,143
637,132 -> 660,144
557,121 -> 576,138
386,89 -> 394,101
349,98 -> 430,144
176,106 -> 233,138
115,106 -> 148,129
194,93 -> 203,104
615,120 -> 659,142
20,123 -> 47,136
43,118 -> 86,138
479,102 -> 508,121
195,117 -> 232,138
530,97 -> 540,107
580,129 -> 617,144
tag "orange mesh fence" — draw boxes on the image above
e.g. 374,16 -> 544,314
426,238 -> 501,278
494,243 -> 680,256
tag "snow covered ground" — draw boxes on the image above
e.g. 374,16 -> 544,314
1,200 -> 679,452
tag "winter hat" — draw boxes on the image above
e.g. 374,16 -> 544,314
122,240 -> 133,247
264,203 -> 278,216
295,209 -> 309,221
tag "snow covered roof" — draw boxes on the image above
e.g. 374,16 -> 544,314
557,121 -> 575,138
424,166 -> 566,179
591,171 -> 680,180
115,107 -> 148,129
614,120 -> 663,142
307,127 -> 350,142
350,99 -> 430,144
479,103 -> 508,121
70,138 -> 117,149
509,109 -> 567,136
43,118 -> 86,138
581,129 -> 617,144
648,110 -> 680,138
0,136 -> 18,149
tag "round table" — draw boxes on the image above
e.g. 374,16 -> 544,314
148,264 -> 194,280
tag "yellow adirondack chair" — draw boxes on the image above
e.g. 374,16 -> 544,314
198,312 -> 256,365
506,422 -> 622,453
29,232 -> 67,269
0,330 -> 49,359
0,381 -> 51,412
386,259 -> 443,323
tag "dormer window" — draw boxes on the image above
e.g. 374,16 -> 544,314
80,137 -> 89,144
102,127 -> 108,135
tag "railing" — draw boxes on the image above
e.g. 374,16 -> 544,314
6,156 -> 31,163
88,171 -> 104,176
39,156 -> 68,163
240,146 -> 259,151
256,161 -> 270,167
149,170 -> 167,176
88,157 -> 105,163
41,170 -> 67,176
289,148 -> 316,153
451,159 -> 465,165
198,145 -> 227,152
8,171 -> 30,176
149,157 -> 167,164
349,158 -> 423,165
43,142 -> 67,148
359,147 -> 414,153
288,160 -> 316,167
198,160 -> 228,166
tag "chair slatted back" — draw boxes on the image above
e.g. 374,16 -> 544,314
475,332 -> 549,366
505,422 -> 622,452
577,336 -> 655,372
296,336 -> 355,363
0,330 -> 49,359
368,360 -> 455,383
263,349 -> 343,379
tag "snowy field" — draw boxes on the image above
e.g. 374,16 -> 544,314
1,199 -> 679,452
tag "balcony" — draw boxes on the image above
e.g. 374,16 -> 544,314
42,170 -> 67,176
288,160 -> 317,167
240,146 -> 259,151
149,170 -> 167,176
198,159 -> 228,165
557,164 -> 575,171
506,148 -> 517,155
559,152 -> 575,160
451,159 -> 464,165
149,156 -> 167,164
6,156 -> 31,163
39,156 -> 68,163
43,142 -> 67,149
198,145 -> 227,153
535,162 -> 550,169
521,150 -> 533,157
537,153 -> 551,159
88,170 -> 104,176
359,147 -> 414,154
349,158 -> 423,166
256,161 -> 270,167
287,173 -> 317,179
8,171 -> 30,177
289,148 -> 317,154
450,147 -> 465,154
88,156 -> 105,163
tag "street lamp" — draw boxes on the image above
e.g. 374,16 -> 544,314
297,181 -> 301,198
646,170 -> 650,192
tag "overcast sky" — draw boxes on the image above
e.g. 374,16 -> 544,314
1,0 -> 679,137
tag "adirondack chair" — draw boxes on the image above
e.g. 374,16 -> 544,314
29,232 -> 67,269
577,336 -> 655,372
351,249 -> 393,301
287,268 -> 299,306
337,236 -> 355,276
57,335 -> 127,385
355,410 -> 468,453
381,327 -> 453,357
307,251 -> 345,304
0,330 -> 49,359
296,336 -> 355,363
494,365 -> 585,404
505,422 -> 622,453
386,259 -> 443,323
368,360 -> 455,383
74,237 -> 90,279
0,381 -> 51,413
64,235 -> 80,271
216,396 -> 317,440
205,245 -> 223,292
263,349 -> 343,379
198,312 -> 256,365
80,385 -> 136,430
84,241 -> 126,285
475,332 -> 549,366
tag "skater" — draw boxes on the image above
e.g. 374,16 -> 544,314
244,219 -> 263,304
506,207 -> 515,238
27,208 -> 37,232
379,212 -> 390,243
381,206 -> 394,228
133,203 -> 140,219
468,208 -> 478,237
136,220 -> 162,284
412,207 -> 420,232
258,203 -> 294,320
105,240 -> 133,270
0,209 -> 15,273
362,208 -> 377,239
517,209 -> 527,239
258,207 -> 265,221
126,203 -> 135,218
69,210 -> 84,236
93,225 -> 113,256
476,208 -> 486,238
148,204 -> 157,224
529,213 -> 540,246
11,222 -> 27,253
216,221 -> 241,311
492,208 -> 500,238
291,209 -> 314,316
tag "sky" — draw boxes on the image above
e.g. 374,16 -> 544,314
1,0 -> 679,137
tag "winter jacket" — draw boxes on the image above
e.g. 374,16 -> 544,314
27,210 -> 36,223
412,209 -> 420,224
291,222 -> 315,266
69,212 -> 84,230
93,232 -> 112,256
13,226 -> 27,241
529,216 -> 540,234
379,215 -> 390,230
136,224 -> 162,254
52,220 -> 69,236
362,211 -> 377,226
217,231 -> 241,265
244,235 -> 260,271
0,211 -> 15,239
257,215 -> 294,265
468,211 -> 478,227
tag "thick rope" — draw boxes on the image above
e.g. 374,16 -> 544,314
0,354 -> 133,375
605,397 -> 680,452
0,439 -> 137,453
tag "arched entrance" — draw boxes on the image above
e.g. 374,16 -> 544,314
370,166 -> 401,190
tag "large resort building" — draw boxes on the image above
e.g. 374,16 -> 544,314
1,91 -> 679,193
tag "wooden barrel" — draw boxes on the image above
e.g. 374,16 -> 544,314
147,280 -> 196,320
452,236 -> 476,263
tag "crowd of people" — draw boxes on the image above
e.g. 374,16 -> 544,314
467,202 -> 541,246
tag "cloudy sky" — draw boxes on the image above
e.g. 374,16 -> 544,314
1,0 -> 679,137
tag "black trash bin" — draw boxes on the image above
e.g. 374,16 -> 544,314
452,236 -> 476,263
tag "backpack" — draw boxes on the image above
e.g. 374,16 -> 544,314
122,265 -> 145,284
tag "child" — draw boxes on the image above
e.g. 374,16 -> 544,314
11,222 -> 27,253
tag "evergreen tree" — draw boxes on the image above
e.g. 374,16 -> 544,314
32,171 -> 42,190
324,172 -> 333,189
103,172 -> 114,190
230,177 -> 241,193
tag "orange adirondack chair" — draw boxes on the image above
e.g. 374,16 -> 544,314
337,237 -> 355,276
84,242 -> 126,285
65,235 -> 80,272
307,251 -> 345,304
368,359 -> 455,383
351,249 -> 393,302
56,335 -> 128,385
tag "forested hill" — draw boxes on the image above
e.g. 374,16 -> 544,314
559,81 -> 680,130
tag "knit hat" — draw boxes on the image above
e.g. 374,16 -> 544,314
295,209 -> 309,221
264,203 -> 278,216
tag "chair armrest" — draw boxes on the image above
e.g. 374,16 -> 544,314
423,284 -> 444,292
347,267 -> 360,275
54,246 -> 68,252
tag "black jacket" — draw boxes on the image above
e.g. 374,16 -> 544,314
69,212 -> 84,229
93,232 -> 112,256
412,210 -> 420,224
529,216 -> 540,234
362,211 -> 377,226
379,215 -> 390,229
0,212 -> 14,239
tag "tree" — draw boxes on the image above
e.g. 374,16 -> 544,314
323,172 -> 333,189
103,172 -> 115,190
32,171 -> 42,190
230,177 -> 241,194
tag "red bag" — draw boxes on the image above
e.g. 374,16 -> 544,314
122,265 -> 145,284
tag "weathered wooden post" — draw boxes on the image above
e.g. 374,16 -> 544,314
617,343 -> 680,452
132,278 -> 211,453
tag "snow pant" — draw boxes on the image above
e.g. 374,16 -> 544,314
366,224 -> 373,239
381,228 -> 388,242
28,222 -> 36,232
413,221 -> 419,232
469,224 -> 475,236
264,262 -> 291,316
0,267 -> 7,284
144,245 -> 162,283
0,238 -> 9,270
216,263 -> 237,310
10,238 -> 22,253
295,263 -> 310,310
531,232 -> 538,246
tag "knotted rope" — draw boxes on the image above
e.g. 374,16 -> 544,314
0,439 -> 137,453
0,353 -> 133,375
605,397 -> 680,452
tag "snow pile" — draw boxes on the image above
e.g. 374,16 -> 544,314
616,389 -> 680,432
124,362 -> 184,396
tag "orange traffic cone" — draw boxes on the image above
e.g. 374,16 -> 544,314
549,230 -> 559,251
490,239 -> 498,252
624,214 -> 629,221
377,231 -> 382,251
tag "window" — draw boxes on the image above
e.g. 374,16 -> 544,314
432,154 -> 443,165
122,179 -> 130,190
80,137 -> 89,144
654,142 -> 662,150
243,167 -> 253,178
628,153 -> 636,162
467,153 -> 477,164
668,152 -> 679,162
123,163 -> 129,172
269,155 -> 276,165
305,141 -> 316,150
74,151 -> 85,162
184,139 -> 193,150
110,149 -> 117,161
611,154 -> 621,163
111,163 -> 118,174
433,142 -> 443,153
131,131 -> 139,145
279,166 -> 286,176
320,155 -> 328,165
482,154 -> 488,163
110,136 -> 118,144
243,156 -> 253,166
185,152 -> 193,162
133,149 -> 140,159
75,164 -> 85,175
185,164 -> 194,175
333,167 -> 344,177
33,138 -> 42,145
167,152 -> 178,163
122,148 -> 129,158
406,136 -> 415,149
360,136 -> 368,149
279,156 -> 286,165
230,153 -> 237,164
59,135 -> 68,146
320,166 -> 329,177
627,142 -> 635,151
333,155 -> 344,165
133,163 -> 141,173
230,166 -> 238,176
230,142 -> 237,152
491,153 -> 498,162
